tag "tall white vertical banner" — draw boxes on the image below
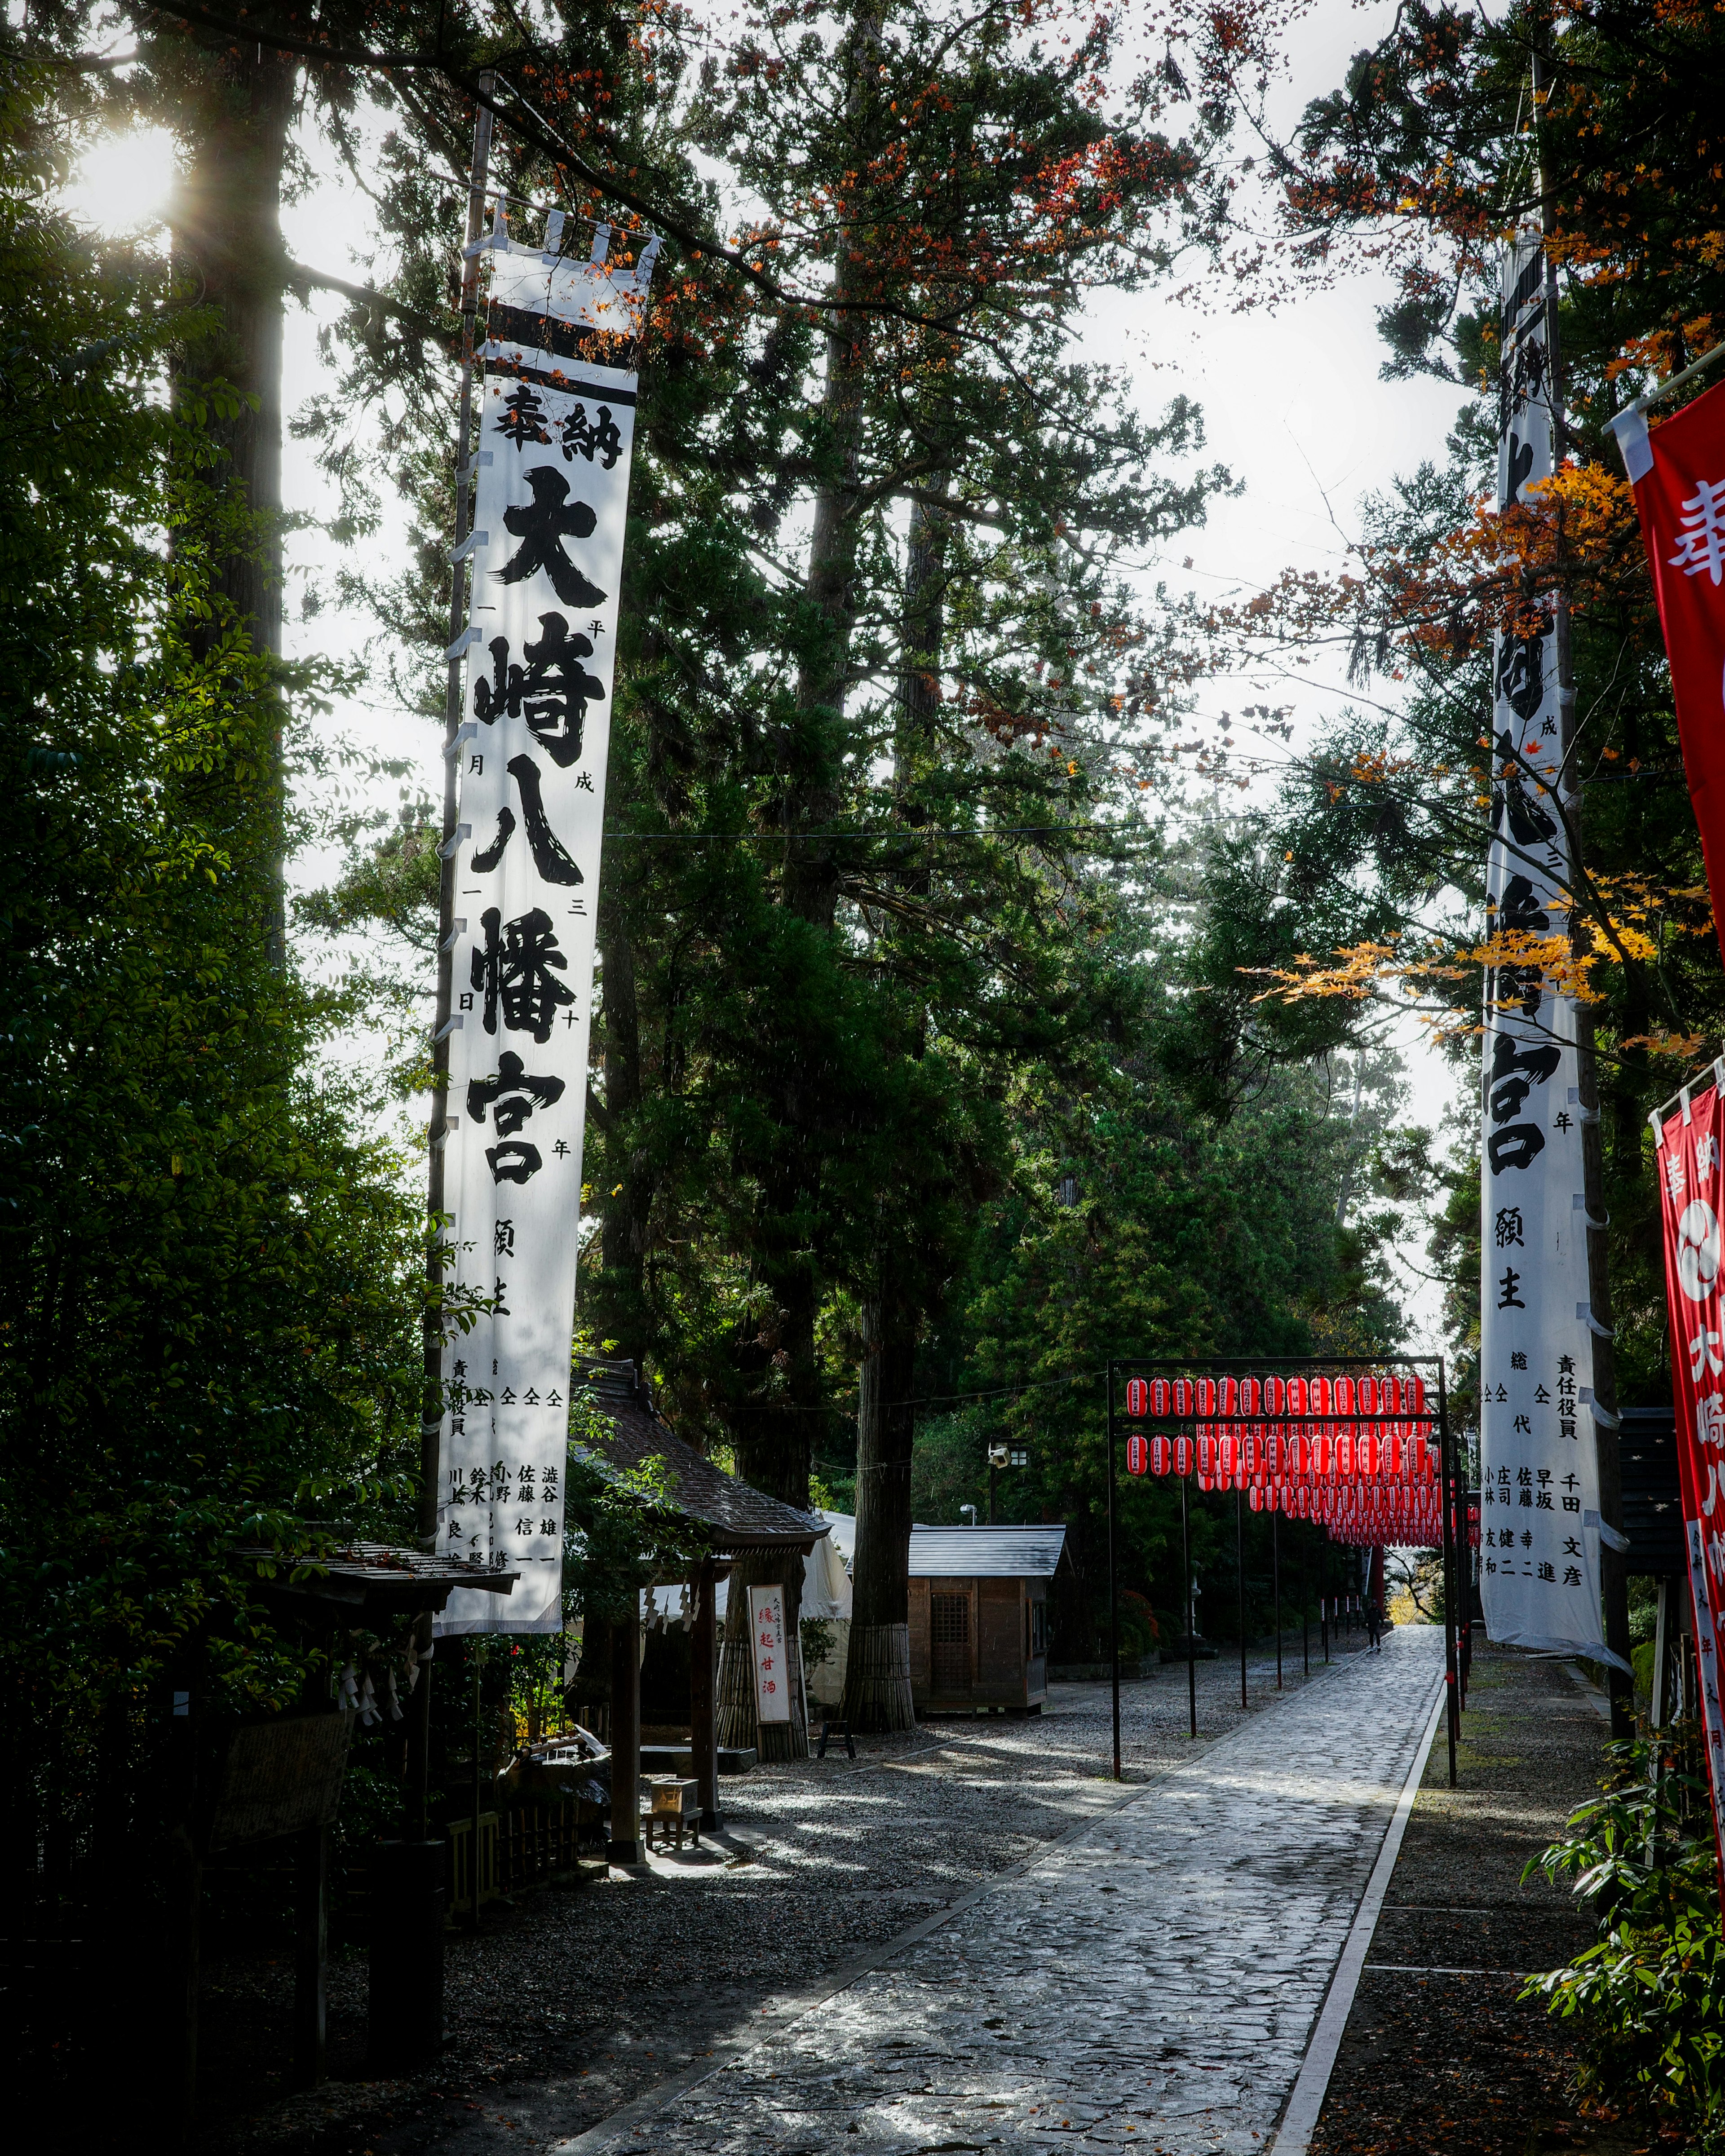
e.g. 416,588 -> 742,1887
1478,232 -> 1617,1664
435,217 -> 658,1635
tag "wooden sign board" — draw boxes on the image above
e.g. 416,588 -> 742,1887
748,1585 -> 791,1724
205,1712 -> 353,1853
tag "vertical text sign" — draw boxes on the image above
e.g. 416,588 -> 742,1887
749,1585 -> 792,1724
1478,230 -> 1611,1661
435,220 -> 658,1635
1653,1085 -> 1725,1908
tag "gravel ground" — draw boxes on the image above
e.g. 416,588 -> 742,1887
194,1625 -> 1378,2155
1308,1643 -> 1634,2156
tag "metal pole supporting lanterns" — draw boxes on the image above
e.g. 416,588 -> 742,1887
1322,1547 -> 1330,1664
1182,1475 -> 1196,1739
1236,1489 -> 1247,1710
1273,1509 -> 1282,1690
1107,1363 -> 1121,1781
1438,1360 -> 1460,1787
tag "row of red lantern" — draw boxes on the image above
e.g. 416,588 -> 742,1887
1122,1374 -> 1429,1421
1124,1429 -> 1436,1482
1237,1481 -> 1475,1550
1283,1489 -> 1479,1551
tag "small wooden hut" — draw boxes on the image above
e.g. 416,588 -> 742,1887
905,1524 -> 1067,1714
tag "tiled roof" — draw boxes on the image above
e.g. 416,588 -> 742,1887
908,1524 -> 1069,1580
816,1513 -> 1068,1581
235,1540 -> 517,1616
571,1361 -> 825,1552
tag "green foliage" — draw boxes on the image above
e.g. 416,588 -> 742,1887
0,60 -> 423,1831
1523,1736 -> 1725,2138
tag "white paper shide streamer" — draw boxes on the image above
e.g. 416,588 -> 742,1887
434,214 -> 658,1635
1478,231 -> 1617,1665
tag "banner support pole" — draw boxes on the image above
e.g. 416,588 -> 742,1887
408,70 -> 495,1848
1533,47 -> 1633,1737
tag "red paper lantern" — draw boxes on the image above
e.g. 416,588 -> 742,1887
1197,1378 -> 1216,1416
1126,1432 -> 1148,1476
1358,1375 -> 1378,1416
1335,1431 -> 1353,1477
1151,1435 -> 1171,1475
1125,1377 -> 1148,1418
1334,1375 -> 1354,1415
1151,1378 -> 1171,1417
1248,1486 -> 1264,1512
1174,1434 -> 1193,1476
1265,1375 -> 1284,1415
1220,1376 -> 1238,1417
1241,1376 -> 1260,1416
1174,1379 -> 1192,1416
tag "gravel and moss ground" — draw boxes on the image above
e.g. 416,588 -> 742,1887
193,1626 -> 1374,2153
1308,1644 -> 1632,2156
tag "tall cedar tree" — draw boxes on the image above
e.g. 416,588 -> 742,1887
294,0 -> 1243,1733
1185,0 -> 1725,1419
0,53 -> 425,2108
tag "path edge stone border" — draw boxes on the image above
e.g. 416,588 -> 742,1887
1267,1672 -> 1448,2156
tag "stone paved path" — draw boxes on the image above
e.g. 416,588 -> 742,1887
565,1626 -> 1445,2156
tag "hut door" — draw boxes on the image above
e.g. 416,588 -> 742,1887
931,1591 -> 970,1695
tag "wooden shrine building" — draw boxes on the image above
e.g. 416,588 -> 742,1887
570,1359 -> 825,1853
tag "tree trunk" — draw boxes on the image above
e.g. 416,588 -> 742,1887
843,1293 -> 918,1731
167,43 -> 297,965
597,887 -> 653,1367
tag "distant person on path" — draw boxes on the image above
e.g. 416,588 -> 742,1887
1366,1599 -> 1383,1652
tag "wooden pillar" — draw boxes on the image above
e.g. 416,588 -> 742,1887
292,1823 -> 329,2086
608,1600 -> 642,1863
691,1562 -> 724,1829
166,1825 -> 201,2139
163,1669 -> 202,2141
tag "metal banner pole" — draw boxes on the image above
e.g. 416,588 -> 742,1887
1302,1526 -> 1309,1674
1182,1473 -> 1196,1739
411,67 -> 496,1847
1107,1363 -> 1121,1781
378,73 -> 494,2078
1236,1489 -> 1247,1710
1274,1509 -> 1282,1690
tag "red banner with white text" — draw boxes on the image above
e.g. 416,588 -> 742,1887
1653,1078 -> 1725,1907
1611,379 -> 1725,965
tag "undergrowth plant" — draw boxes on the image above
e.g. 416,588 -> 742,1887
1523,1734 -> 1724,2143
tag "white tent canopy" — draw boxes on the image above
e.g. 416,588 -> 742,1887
643,1509 -> 853,1630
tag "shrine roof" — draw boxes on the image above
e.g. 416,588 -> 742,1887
236,1540 -> 517,1619
571,1361 -> 825,1553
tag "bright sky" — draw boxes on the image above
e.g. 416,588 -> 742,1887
68,0 -> 1472,1350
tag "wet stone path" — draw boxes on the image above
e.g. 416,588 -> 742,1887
566,1626 -> 1445,2156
